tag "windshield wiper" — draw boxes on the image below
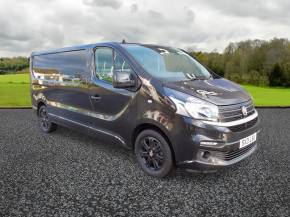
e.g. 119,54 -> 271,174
192,74 -> 213,81
186,73 -> 199,81
186,73 -> 212,81
189,77 -> 200,81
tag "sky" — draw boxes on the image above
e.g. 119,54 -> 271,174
0,0 -> 290,56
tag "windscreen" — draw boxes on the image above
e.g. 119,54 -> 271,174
122,44 -> 211,82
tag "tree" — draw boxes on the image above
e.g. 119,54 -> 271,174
269,63 -> 284,86
190,38 -> 290,87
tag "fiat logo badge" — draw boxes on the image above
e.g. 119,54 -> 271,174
241,106 -> 248,116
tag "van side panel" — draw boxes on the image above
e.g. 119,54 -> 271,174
30,46 -> 138,149
31,49 -> 94,127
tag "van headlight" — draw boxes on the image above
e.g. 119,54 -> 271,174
165,88 -> 219,122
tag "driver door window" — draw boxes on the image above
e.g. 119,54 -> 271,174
95,48 -> 113,83
95,47 -> 134,84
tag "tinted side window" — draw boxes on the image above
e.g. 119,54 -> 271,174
32,50 -> 88,82
95,48 -> 113,83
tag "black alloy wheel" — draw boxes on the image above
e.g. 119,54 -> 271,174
140,136 -> 165,171
38,105 -> 57,133
135,129 -> 173,177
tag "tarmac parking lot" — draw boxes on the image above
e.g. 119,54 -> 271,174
0,109 -> 289,216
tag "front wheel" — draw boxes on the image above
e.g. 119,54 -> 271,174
38,105 -> 57,133
135,130 -> 173,177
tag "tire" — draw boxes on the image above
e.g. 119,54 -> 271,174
38,105 -> 57,133
134,129 -> 173,177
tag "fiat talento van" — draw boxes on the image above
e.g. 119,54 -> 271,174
30,42 -> 259,177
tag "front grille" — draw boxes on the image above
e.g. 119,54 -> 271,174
215,142 -> 256,161
219,100 -> 255,122
229,117 -> 258,132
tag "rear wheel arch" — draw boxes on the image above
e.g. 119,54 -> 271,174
37,101 -> 46,113
37,103 -> 57,133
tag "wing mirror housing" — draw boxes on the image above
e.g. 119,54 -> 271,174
113,70 -> 136,88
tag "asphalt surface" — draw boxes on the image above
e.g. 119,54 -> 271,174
0,109 -> 289,217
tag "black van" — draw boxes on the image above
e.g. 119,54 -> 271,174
30,42 -> 259,177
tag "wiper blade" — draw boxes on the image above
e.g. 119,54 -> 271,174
186,73 -> 199,81
186,73 -> 211,81
191,75 -> 212,81
189,77 -> 200,81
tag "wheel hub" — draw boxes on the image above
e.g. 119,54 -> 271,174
140,136 -> 164,171
39,108 -> 49,129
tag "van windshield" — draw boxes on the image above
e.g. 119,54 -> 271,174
122,44 -> 211,82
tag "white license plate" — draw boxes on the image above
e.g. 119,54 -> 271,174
239,133 -> 257,149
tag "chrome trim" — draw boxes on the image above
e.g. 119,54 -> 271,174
222,113 -> 246,119
220,107 -> 254,115
203,110 -> 258,127
48,113 -> 126,145
219,104 -> 253,113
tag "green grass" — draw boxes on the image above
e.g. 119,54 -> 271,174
0,73 -> 290,107
0,73 -> 30,84
242,85 -> 290,106
0,73 -> 31,107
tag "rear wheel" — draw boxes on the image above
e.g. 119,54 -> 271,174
38,105 -> 57,133
135,129 -> 173,177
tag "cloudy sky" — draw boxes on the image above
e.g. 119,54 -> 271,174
0,0 -> 290,56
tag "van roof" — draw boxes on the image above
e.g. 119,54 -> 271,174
31,42 -> 146,56
31,42 -> 173,56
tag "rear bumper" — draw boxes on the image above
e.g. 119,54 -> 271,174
175,112 -> 260,172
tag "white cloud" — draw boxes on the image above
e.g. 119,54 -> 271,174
130,3 -> 138,13
83,0 -> 122,9
0,0 -> 289,56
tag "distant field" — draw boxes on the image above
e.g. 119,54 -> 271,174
0,73 -> 30,83
242,85 -> 290,106
0,73 -> 290,107
0,73 -> 31,107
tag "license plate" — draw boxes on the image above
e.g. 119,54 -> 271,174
239,133 -> 257,149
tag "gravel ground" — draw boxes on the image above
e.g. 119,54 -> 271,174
0,109 -> 289,217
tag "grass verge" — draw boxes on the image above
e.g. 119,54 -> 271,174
242,85 -> 290,107
0,73 -> 290,107
0,73 -> 31,107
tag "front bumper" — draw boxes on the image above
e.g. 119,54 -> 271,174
176,112 -> 260,172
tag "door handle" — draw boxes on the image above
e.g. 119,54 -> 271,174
90,95 -> 101,100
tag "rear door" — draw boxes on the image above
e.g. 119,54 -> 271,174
89,46 -> 138,145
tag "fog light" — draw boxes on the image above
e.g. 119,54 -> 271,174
200,141 -> 218,146
201,151 -> 210,159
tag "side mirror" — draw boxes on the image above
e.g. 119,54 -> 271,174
113,70 -> 136,88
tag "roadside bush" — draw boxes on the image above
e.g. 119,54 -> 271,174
249,70 -> 260,85
281,63 -> 290,87
241,73 -> 252,84
269,63 -> 283,86
225,72 -> 242,83
258,75 -> 270,86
